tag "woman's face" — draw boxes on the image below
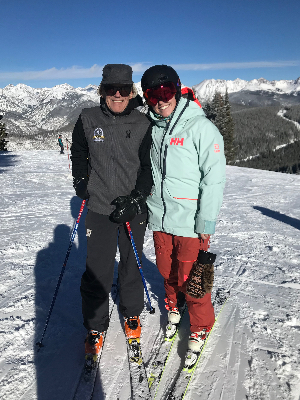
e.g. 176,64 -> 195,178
152,95 -> 176,118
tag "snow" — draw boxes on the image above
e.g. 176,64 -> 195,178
278,109 -> 300,131
193,77 -> 300,102
0,151 -> 300,400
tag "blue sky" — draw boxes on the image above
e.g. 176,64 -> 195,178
1,0 -> 299,88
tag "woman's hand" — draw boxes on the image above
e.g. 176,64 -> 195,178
199,233 -> 211,240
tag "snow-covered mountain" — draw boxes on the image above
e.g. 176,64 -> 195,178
1,78 -> 300,150
0,83 -> 100,150
193,77 -> 300,105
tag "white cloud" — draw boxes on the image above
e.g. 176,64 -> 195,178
0,65 -> 105,81
0,61 -> 299,81
172,61 -> 300,71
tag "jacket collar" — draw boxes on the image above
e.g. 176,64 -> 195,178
148,98 -> 186,128
100,97 -> 136,117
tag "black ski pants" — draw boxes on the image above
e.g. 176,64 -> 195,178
81,210 -> 147,332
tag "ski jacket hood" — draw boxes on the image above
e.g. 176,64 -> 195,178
147,97 -> 226,237
181,86 -> 202,107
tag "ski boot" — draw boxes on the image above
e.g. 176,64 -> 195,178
184,328 -> 210,369
124,316 -> 141,339
165,294 -> 186,340
84,330 -> 104,374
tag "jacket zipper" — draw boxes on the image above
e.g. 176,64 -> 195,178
159,122 -> 170,231
161,142 -> 168,229
160,101 -> 190,230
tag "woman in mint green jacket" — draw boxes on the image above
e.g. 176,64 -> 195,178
141,65 -> 226,356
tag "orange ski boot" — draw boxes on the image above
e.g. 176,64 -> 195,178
85,330 -> 104,355
84,330 -> 104,373
124,316 -> 141,339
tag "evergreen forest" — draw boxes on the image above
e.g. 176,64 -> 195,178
0,116 -> 8,151
202,94 -> 300,175
284,105 -> 300,124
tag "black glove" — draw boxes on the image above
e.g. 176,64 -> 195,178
110,189 -> 147,223
73,177 -> 89,200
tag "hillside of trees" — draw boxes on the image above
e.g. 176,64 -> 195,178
236,140 -> 300,174
284,104 -> 300,124
232,105 -> 300,160
231,106 -> 300,173
201,93 -> 300,174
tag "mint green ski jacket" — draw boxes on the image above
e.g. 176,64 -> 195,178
146,98 -> 226,237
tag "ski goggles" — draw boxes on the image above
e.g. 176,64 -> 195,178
103,85 -> 132,97
143,82 -> 177,106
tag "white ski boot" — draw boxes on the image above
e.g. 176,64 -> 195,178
165,307 -> 180,339
184,329 -> 209,368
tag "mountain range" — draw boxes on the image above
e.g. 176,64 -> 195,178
193,77 -> 300,103
1,77 -> 300,150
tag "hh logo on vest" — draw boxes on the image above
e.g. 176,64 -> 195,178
170,138 -> 184,146
93,127 -> 105,142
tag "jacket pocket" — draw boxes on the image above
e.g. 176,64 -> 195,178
164,185 -> 199,203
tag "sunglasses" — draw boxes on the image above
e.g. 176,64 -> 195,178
103,85 -> 132,97
144,82 -> 177,106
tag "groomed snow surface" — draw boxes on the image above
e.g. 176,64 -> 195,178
0,150 -> 299,400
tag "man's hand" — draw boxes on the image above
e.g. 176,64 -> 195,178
73,177 -> 89,200
110,190 -> 147,223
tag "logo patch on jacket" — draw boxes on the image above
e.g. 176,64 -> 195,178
86,229 -> 92,237
93,127 -> 105,142
170,137 -> 184,146
214,144 -> 220,153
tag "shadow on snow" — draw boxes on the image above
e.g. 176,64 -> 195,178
33,197 -> 162,399
0,152 -> 19,173
34,196 -> 88,400
253,206 -> 300,231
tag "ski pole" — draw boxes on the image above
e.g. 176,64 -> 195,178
36,199 -> 86,350
125,222 -> 155,314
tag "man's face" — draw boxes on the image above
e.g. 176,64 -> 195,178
104,85 -> 133,113
152,95 -> 176,118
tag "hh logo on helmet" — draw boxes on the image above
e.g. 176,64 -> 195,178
93,128 -> 105,142
170,138 -> 184,146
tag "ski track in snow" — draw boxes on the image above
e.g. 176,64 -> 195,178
0,151 -> 299,400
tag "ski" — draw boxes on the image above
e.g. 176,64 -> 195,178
147,306 -> 187,398
72,283 -> 118,400
166,288 -> 230,400
127,336 -> 151,399
73,333 -> 107,400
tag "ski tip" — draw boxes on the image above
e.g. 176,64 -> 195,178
150,307 -> 155,314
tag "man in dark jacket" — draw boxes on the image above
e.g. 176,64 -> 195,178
71,64 -> 152,361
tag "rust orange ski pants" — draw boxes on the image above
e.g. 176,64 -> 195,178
153,231 -> 215,332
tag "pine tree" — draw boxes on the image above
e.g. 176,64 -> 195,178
223,90 -> 235,163
203,91 -> 235,164
203,101 -> 216,122
212,92 -> 225,135
0,117 -> 8,151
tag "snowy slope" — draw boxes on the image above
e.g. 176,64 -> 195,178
0,151 -> 300,400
